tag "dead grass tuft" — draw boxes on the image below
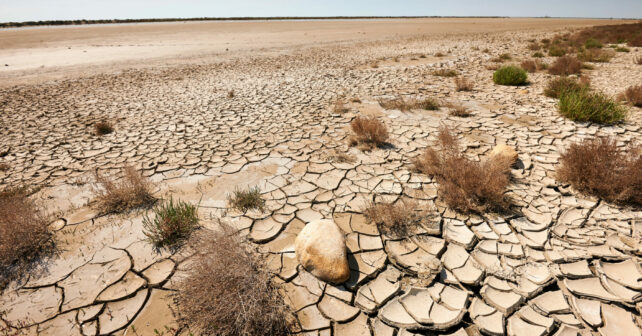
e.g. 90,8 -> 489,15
454,77 -> 474,92
432,69 -> 459,77
0,187 -> 53,289
332,99 -> 350,114
326,149 -> 356,163
94,121 -> 114,136
548,56 -> 582,76
177,225 -> 293,336
620,84 -> 642,107
558,136 -> 641,205
379,97 -> 439,111
227,90 -> 235,98
363,200 -> 436,238
228,186 -> 265,212
446,102 -> 471,117
93,166 -> 156,214
349,116 -> 389,150
414,128 -> 513,213
636,57 -> 642,65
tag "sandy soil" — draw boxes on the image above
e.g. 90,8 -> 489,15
0,18 -> 629,86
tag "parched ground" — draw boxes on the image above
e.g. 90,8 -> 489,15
0,19 -> 641,336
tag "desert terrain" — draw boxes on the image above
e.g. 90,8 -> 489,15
0,18 -> 641,336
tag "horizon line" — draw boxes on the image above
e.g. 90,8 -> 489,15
2,16 -> 640,29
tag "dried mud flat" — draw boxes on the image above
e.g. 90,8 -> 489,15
1,19 -> 641,336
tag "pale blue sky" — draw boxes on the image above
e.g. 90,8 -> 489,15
1,0 -> 641,22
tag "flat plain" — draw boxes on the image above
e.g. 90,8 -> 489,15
0,18 -> 641,336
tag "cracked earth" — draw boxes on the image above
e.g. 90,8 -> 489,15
0,21 -> 641,336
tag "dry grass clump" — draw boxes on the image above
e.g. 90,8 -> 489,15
93,166 -> 156,214
332,99 -> 350,114
349,116 -> 389,150
577,48 -> 615,63
636,57 -> 642,65
558,89 -> 627,124
620,84 -> 642,107
548,56 -> 582,76
558,136 -> 641,205
528,42 -> 541,51
454,77 -> 474,91
491,53 -> 512,62
363,200 -> 435,238
532,52 -> 545,58
94,121 -> 114,136
445,102 -> 471,117
0,187 -> 53,289
227,90 -> 235,98
432,69 -> 459,77
325,149 -> 356,163
520,60 -> 547,73
379,97 -> 439,111
143,198 -> 199,248
414,128 -> 512,213
544,76 -> 590,98
177,225 -> 292,336
228,186 -> 265,212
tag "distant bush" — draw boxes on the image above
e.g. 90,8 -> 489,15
532,52 -> 545,58
143,198 -> 199,247
94,121 -> 113,136
584,38 -> 603,49
548,45 -> 567,57
558,89 -> 627,124
615,46 -> 630,53
414,128 -> 512,213
636,57 -> 642,65
544,76 -> 590,99
379,97 -> 439,111
577,48 -> 615,63
528,42 -> 541,51
548,56 -> 582,76
454,77 -> 474,91
493,66 -> 528,86
558,136 -> 641,205
432,69 -> 459,77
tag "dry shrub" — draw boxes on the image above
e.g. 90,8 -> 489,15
558,136 -> 641,205
177,225 -> 293,336
620,84 -> 642,107
0,188 -> 53,289
528,42 -> 541,51
93,166 -> 155,214
432,69 -> 459,77
379,97 -> 439,111
227,90 -> 235,98
435,52 -> 445,57
446,102 -> 471,117
414,128 -> 512,213
228,186 -> 265,212
491,53 -> 512,62
548,56 -> 582,76
363,200 -> 436,238
454,77 -> 473,91
332,99 -> 350,114
577,48 -> 615,63
0,162 -> 8,171
544,76 -> 590,98
94,121 -> 113,136
349,116 -> 389,150
636,57 -> 642,65
520,60 -> 537,73
326,149 -> 356,163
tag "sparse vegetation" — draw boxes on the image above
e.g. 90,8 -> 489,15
577,48 -> 614,63
379,97 -> 439,111
363,200 -> 435,238
528,42 -> 541,51
615,46 -> 630,53
143,197 -> 199,247
333,99 -> 350,114
446,102 -> 471,117
548,56 -> 582,76
493,65 -> 528,86
326,149 -> 356,163
548,45 -> 567,57
620,85 -> 642,107
435,52 -> 445,57
94,121 -> 114,135
227,90 -> 235,98
584,38 -> 603,49
414,128 -> 512,213
93,166 -> 156,214
532,52 -> 545,58
558,89 -> 627,124
177,224 -> 293,336
454,77 -> 474,91
349,116 -> 389,150
432,69 -> 459,77
636,57 -> 642,65
520,60 -> 547,73
0,187 -> 53,289
558,136 -> 641,205
228,186 -> 265,212
544,76 -> 590,99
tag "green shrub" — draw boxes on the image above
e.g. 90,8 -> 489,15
559,89 -> 627,124
615,46 -> 630,53
544,77 -> 590,98
584,38 -> 603,49
533,52 -> 545,58
228,186 -> 265,212
548,45 -> 566,57
577,48 -> 615,63
493,66 -> 528,86
143,198 -> 199,247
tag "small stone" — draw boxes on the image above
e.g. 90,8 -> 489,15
295,219 -> 350,284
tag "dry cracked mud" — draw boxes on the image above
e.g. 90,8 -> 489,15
0,20 -> 641,336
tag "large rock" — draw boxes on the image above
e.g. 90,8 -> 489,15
295,219 -> 350,284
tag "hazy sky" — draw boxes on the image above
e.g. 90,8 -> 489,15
1,0 -> 641,22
